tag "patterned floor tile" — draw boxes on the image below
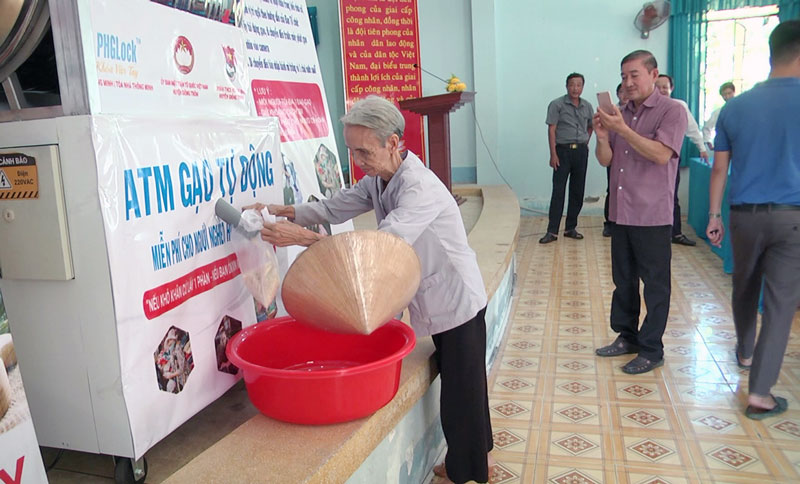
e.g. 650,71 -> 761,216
556,325 -> 594,337
552,403 -> 601,426
500,356 -> 540,372
555,357 -> 596,375
492,428 -> 527,452
543,465 -> 605,484
552,378 -> 599,399
679,409 -> 748,437
614,406 -> 673,431
622,436 -> 682,466
493,376 -> 537,395
555,340 -> 595,355
548,431 -> 604,460
612,381 -> 664,402
505,338 -> 543,353
489,399 -> 531,423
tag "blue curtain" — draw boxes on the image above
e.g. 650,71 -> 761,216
668,0 -> 796,164
779,0 -> 800,20
668,1 -> 707,164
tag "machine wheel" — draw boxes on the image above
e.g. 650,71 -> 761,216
114,456 -> 147,484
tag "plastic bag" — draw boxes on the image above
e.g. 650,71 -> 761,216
231,209 -> 280,309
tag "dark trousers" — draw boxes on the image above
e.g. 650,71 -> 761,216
730,209 -> 800,395
610,224 -> 672,361
547,144 -> 588,234
604,166 -> 614,228
672,167 -> 682,237
432,307 -> 493,484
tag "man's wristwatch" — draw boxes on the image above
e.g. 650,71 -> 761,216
709,213 -> 722,218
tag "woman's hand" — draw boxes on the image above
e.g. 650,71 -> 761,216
261,220 -> 323,247
242,202 -> 266,212
242,203 -> 295,219
267,204 -> 296,218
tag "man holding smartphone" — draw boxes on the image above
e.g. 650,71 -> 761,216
540,73 -> 594,244
602,84 -> 630,237
592,50 -> 687,374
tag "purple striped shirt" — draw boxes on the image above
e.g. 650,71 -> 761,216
608,89 -> 687,226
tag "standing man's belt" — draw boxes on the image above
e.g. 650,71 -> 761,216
556,143 -> 587,149
730,203 -> 800,212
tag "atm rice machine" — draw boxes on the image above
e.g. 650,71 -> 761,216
3,1 -> 184,482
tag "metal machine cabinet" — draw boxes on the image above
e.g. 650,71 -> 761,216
1,1 -> 144,472
0,117 -> 136,459
0,144 -> 74,281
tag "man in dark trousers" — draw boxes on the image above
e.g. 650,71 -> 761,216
540,73 -> 594,244
706,20 -> 800,420
593,50 -> 687,374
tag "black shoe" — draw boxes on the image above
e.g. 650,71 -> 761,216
596,336 -> 639,357
539,233 -> 558,244
621,356 -> 664,374
602,226 -> 612,237
672,234 -> 696,246
564,229 -> 584,240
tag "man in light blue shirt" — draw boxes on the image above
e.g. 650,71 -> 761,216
706,19 -> 800,420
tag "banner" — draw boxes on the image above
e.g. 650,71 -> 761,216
239,0 -> 352,285
88,1 -> 250,117
86,0 -> 352,292
339,0 -> 424,183
0,330 -> 47,483
91,115 -> 283,457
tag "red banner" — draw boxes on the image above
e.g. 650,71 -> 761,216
252,80 -> 329,142
142,253 -> 241,319
339,0 -> 424,184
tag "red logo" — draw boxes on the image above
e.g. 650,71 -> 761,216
222,46 -> 236,80
173,36 -> 194,75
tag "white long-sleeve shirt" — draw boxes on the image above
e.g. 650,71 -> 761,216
703,107 -> 722,145
675,99 -> 706,153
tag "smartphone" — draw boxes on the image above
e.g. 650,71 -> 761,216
597,91 -> 615,115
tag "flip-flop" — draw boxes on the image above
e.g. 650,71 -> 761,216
745,395 -> 788,420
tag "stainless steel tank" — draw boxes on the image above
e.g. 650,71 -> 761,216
0,0 -> 50,83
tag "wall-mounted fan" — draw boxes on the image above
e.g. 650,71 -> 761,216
634,0 -> 671,39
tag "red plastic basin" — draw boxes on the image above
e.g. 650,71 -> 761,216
226,316 -> 416,424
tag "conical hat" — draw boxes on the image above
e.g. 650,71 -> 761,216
282,230 -> 421,334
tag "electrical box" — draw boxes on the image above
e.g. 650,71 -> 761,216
0,145 -> 74,280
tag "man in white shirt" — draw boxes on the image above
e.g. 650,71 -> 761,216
703,82 -> 737,150
655,74 -> 705,246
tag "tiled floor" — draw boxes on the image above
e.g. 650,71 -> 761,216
43,214 -> 800,483
482,216 -> 800,484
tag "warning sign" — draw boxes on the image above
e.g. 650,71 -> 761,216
0,152 -> 38,199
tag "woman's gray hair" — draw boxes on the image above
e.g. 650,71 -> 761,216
340,95 -> 405,144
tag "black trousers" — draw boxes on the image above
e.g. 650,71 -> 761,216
604,166 -> 614,228
547,144 -> 588,234
432,307 -> 493,484
672,167 -> 682,237
730,209 -> 800,395
610,224 -> 672,361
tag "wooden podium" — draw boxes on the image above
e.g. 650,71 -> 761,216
399,91 -> 474,193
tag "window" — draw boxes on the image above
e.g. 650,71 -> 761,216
701,5 -> 780,123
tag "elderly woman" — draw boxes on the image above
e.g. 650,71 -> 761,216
255,96 -> 493,484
